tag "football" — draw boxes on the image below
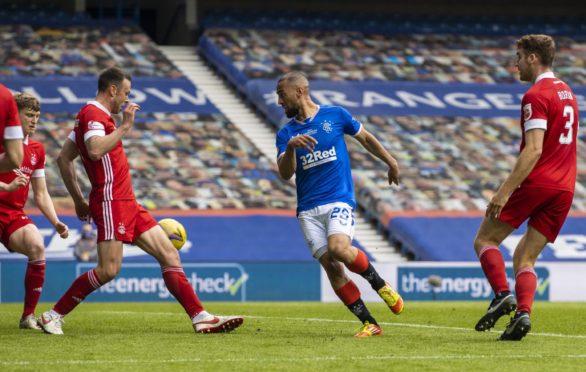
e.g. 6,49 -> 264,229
159,218 -> 187,250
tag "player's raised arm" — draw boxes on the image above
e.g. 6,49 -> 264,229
57,137 -> 90,221
353,128 -> 400,186
85,102 -> 139,161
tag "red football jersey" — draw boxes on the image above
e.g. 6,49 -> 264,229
0,83 -> 24,154
69,101 -> 134,204
0,137 -> 45,210
520,72 -> 578,192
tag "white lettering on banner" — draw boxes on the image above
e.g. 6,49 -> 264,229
98,272 -> 239,298
484,93 -> 518,110
400,272 -> 493,298
395,91 -> 446,108
21,87 -> 63,104
57,87 -> 94,104
362,91 -> 403,107
129,89 -> 147,103
503,234 -> 586,259
444,93 -> 491,109
144,88 -> 208,105
549,235 -> 586,259
311,90 -> 359,107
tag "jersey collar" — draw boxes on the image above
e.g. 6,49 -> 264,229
294,105 -> 320,124
87,100 -> 112,116
535,71 -> 555,83
23,135 -> 29,145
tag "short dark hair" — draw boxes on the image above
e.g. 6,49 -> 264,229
98,66 -> 132,92
516,34 -> 556,67
14,93 -> 40,112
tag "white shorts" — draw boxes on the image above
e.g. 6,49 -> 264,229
297,202 -> 355,259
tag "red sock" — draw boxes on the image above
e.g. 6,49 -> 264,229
22,260 -> 45,318
478,246 -> 509,295
515,267 -> 537,314
345,249 -> 368,274
334,280 -> 361,305
53,269 -> 102,316
162,266 -> 204,319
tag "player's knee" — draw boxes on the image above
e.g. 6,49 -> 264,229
327,240 -> 351,260
97,262 -> 122,282
26,243 -> 45,260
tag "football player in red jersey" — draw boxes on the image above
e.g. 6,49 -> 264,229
473,35 -> 578,341
0,83 -> 24,171
0,93 -> 69,329
38,67 -> 243,335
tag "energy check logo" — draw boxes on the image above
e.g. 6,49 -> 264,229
93,264 -> 249,301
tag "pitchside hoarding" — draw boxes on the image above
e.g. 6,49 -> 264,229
0,261 -> 320,303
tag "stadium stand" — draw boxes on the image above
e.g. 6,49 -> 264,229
202,28 -> 586,86
0,24 -> 183,78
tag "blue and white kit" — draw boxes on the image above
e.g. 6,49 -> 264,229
276,105 -> 363,258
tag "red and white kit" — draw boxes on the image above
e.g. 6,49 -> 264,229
499,72 -> 579,241
0,84 -> 24,154
0,137 -> 45,246
69,101 -> 156,243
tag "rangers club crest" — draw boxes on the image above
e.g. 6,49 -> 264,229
322,120 -> 333,134
523,103 -> 532,121
30,153 -> 38,166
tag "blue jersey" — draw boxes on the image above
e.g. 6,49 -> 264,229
276,105 -> 362,213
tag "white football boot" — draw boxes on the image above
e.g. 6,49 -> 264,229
192,311 -> 244,333
38,310 -> 65,335
19,314 -> 42,330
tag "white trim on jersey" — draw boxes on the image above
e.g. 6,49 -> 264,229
535,71 -> 555,83
32,169 -> 45,178
102,153 -> 114,200
101,153 -> 115,240
352,123 -> 363,137
87,101 -> 112,116
102,200 -> 114,240
524,119 -> 547,131
4,126 -> 24,140
84,129 -> 106,142
68,131 -> 76,142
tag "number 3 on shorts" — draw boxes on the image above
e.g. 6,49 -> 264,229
330,207 -> 350,226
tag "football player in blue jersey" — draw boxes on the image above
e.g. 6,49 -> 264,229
276,71 -> 403,337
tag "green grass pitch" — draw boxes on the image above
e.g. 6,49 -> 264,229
1,301 -> 585,371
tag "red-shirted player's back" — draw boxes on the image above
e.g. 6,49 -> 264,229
0,83 -> 24,154
0,138 -> 45,210
520,75 -> 578,192
74,102 -> 134,205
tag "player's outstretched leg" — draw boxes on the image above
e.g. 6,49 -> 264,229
38,268 -> 104,335
137,225 -> 244,334
345,248 -> 404,315
161,266 -> 244,334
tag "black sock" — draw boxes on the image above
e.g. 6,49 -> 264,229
347,298 -> 377,325
359,263 -> 386,291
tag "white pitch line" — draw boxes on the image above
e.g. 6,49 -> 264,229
2,354 -> 586,367
86,311 -> 586,340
